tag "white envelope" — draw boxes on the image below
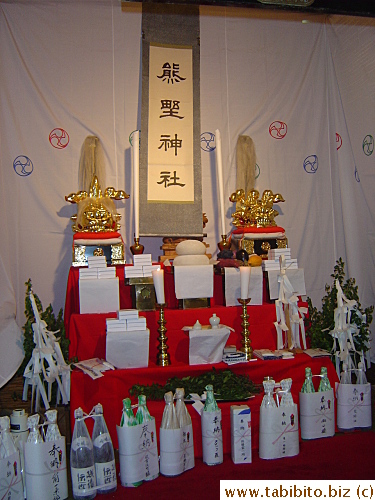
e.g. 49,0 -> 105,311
188,326 -> 230,365
224,267 -> 263,306
106,329 -> 150,369
79,277 -> 119,314
267,269 -> 306,300
174,265 -> 213,299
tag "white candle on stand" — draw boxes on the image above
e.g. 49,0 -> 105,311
215,129 -> 226,237
152,268 -> 165,304
239,266 -> 251,300
133,130 -> 140,239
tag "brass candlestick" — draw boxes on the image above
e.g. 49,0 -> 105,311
218,234 -> 231,251
156,303 -> 170,366
237,297 -> 253,360
130,236 -> 144,255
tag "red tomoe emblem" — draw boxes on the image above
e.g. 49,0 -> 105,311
49,128 -> 70,149
269,121 -> 287,139
336,133 -> 342,150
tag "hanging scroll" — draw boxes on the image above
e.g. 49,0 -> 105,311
148,44 -> 194,203
140,4 -> 202,237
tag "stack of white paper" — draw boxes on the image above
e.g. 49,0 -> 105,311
87,256 -> 107,268
106,318 -> 127,332
107,309 -> 148,332
263,258 -> 298,271
97,267 -> 116,279
79,268 -> 99,279
267,248 -> 291,260
125,254 -> 160,278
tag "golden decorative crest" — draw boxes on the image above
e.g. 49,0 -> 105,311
230,188 -> 285,228
65,175 -> 129,233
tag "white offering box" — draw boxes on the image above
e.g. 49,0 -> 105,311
79,277 -> 119,314
174,265 -> 214,300
0,451 -> 24,500
117,419 -> 159,486
159,424 -> 195,476
299,390 -> 335,440
230,405 -> 252,464
188,326 -> 230,365
336,383 -> 372,431
259,405 -> 299,460
224,267 -> 263,306
24,438 -> 68,500
201,410 -> 223,465
106,329 -> 150,368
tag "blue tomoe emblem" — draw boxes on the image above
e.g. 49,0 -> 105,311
362,135 -> 374,156
303,155 -> 318,174
200,132 -> 215,152
13,155 -> 33,176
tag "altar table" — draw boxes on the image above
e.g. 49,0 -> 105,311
68,303 -> 338,457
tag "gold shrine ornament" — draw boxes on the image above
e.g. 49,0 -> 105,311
65,175 -> 129,233
230,188 -> 285,228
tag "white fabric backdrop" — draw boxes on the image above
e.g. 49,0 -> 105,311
1,1 -> 374,385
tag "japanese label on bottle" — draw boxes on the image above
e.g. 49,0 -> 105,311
71,466 -> 96,495
93,432 -> 111,448
95,459 -> 116,488
71,437 -> 91,451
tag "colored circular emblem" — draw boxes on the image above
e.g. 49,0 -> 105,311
200,132 -> 215,152
13,155 -> 33,177
355,166 -> 360,183
362,135 -> 374,156
336,133 -> 342,150
269,121 -> 287,139
303,155 -> 318,174
129,130 -> 141,147
49,128 -> 69,149
255,163 -> 260,179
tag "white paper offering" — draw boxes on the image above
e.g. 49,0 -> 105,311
230,405 -> 252,464
299,390 -> 335,440
24,438 -> 68,500
0,451 -> 24,500
201,410 -> 223,465
159,424 -> 195,476
117,419 -> 159,486
267,269 -> 306,300
259,405 -> 299,460
106,329 -> 150,369
79,277 -> 120,314
336,383 -> 372,430
174,265 -> 214,299
188,327 -> 230,365
224,267 -> 263,306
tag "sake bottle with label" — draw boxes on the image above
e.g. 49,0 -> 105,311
161,391 -> 179,430
301,367 -> 315,393
92,404 -> 117,494
261,377 -> 276,408
26,414 -> 44,444
318,366 -> 332,392
0,416 -> 18,459
340,362 -> 352,384
356,362 -> 368,384
70,407 -> 96,499
135,394 -> 153,424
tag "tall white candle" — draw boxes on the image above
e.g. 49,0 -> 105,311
133,130 -> 140,239
152,268 -> 165,304
239,266 -> 251,300
215,129 -> 226,236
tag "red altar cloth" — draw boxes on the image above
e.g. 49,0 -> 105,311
68,304 -> 338,456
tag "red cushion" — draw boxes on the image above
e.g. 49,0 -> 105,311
231,226 -> 285,235
73,231 -> 122,241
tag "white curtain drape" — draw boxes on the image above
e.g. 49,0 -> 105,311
1,1 -> 374,386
